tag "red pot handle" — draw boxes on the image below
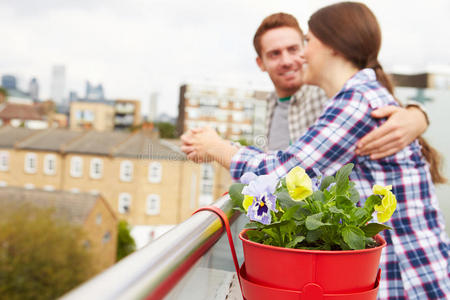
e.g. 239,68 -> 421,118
193,206 -> 243,295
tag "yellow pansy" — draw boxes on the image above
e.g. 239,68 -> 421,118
243,195 -> 255,212
372,185 -> 397,223
286,166 -> 313,201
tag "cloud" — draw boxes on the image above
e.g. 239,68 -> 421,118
0,0 -> 449,117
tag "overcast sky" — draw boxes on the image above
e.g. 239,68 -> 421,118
1,0 -> 449,117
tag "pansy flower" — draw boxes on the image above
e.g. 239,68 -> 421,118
286,166 -> 313,201
240,172 -> 278,225
311,168 -> 323,191
372,184 -> 397,223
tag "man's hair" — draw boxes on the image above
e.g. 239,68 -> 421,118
253,12 -> 303,57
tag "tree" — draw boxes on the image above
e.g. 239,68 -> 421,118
116,220 -> 136,261
0,87 -> 7,104
0,204 -> 95,300
154,122 -> 176,138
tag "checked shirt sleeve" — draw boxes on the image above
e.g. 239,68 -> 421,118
230,89 -> 375,180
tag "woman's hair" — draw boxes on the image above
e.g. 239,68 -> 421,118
308,2 -> 446,183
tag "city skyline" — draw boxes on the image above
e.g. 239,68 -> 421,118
1,0 -> 449,117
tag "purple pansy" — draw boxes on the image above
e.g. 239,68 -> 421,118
240,172 -> 278,225
311,168 -> 323,192
327,182 -> 336,192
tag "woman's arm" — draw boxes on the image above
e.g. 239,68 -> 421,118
180,127 -> 239,168
356,105 -> 428,159
229,90 -> 375,180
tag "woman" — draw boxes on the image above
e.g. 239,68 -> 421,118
181,2 -> 449,299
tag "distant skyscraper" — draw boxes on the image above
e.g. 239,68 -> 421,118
28,77 -> 39,101
69,91 -> 78,102
1,75 -> 17,90
50,65 -> 66,104
148,92 -> 158,122
85,81 -> 105,100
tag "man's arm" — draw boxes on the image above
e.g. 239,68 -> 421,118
355,105 -> 428,159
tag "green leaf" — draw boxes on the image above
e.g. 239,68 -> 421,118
306,229 -> 321,243
280,220 -> 296,236
281,205 -> 300,221
320,176 -> 335,191
363,195 -> 382,213
361,223 -> 392,237
229,183 -> 245,209
341,226 -> 365,250
246,230 -> 265,242
262,228 -> 281,246
275,190 -> 297,210
329,206 -> 345,215
335,163 -> 354,195
306,213 -> 324,230
263,220 -> 289,229
286,236 -> 305,248
352,207 -> 369,223
349,186 -> 360,203
312,191 -> 326,203
244,222 -> 264,229
336,195 -> 353,210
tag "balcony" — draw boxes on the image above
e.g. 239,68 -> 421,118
61,195 -> 245,300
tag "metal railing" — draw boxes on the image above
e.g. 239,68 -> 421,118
61,195 -> 240,300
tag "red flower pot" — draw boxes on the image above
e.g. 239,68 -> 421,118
239,229 -> 386,299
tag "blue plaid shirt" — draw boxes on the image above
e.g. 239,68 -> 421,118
230,69 -> 450,299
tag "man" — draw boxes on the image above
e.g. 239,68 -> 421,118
255,13 -> 428,158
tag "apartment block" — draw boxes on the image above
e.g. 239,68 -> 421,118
70,100 -> 115,131
114,99 -> 142,130
0,126 -> 231,227
178,83 -> 270,142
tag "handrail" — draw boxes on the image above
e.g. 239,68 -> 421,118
61,195 -> 239,300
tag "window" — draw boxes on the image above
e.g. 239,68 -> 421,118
83,240 -> 91,249
216,110 -> 228,121
90,158 -> 103,179
70,156 -> 83,177
24,153 -> 37,174
219,99 -> 228,108
96,213 -> 102,225
120,160 -> 133,182
233,100 -> 243,109
43,185 -> 55,191
24,183 -> 35,190
0,151 -> 9,171
146,194 -> 160,215
187,108 -> 199,119
0,181 -> 7,187
199,164 -> 214,206
188,97 -> 199,106
102,231 -> 111,244
218,124 -> 227,134
43,154 -> 56,175
118,193 -> 132,214
148,162 -> 162,183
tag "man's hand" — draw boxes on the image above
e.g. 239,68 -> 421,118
356,105 -> 428,159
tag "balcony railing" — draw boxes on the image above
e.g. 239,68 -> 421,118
61,195 -> 245,300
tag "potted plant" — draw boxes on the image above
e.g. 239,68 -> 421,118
228,163 -> 397,299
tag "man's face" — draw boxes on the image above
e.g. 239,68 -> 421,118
256,27 -> 304,98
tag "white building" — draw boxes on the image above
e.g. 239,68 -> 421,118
50,65 -> 66,105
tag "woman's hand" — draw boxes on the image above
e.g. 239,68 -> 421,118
180,127 -> 239,168
180,127 -> 217,163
